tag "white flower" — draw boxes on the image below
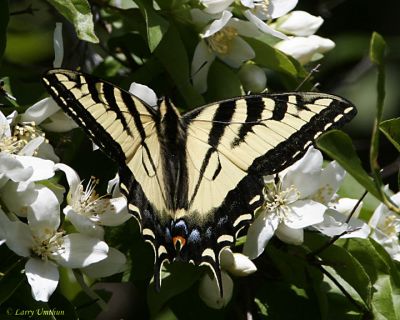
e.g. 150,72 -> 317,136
243,147 -> 345,259
82,247 -> 127,278
241,0 -> 298,20
369,192 -> 400,261
129,82 -> 158,107
199,270 -> 233,309
198,248 -> 256,309
191,10 -> 260,93
275,35 -> 335,65
238,63 -> 267,93
313,206 -> 370,239
56,163 -> 131,239
200,0 -> 234,14
22,97 -> 78,133
0,152 -> 55,217
0,185 -> 108,302
240,0 -> 298,39
1,111 -> 46,156
275,11 -> 323,36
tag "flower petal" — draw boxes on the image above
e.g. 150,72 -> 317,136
191,40 -> 216,93
220,248 -> 257,276
276,11 -> 323,36
201,0 -> 234,14
27,185 -> 60,232
313,209 -> 370,238
282,147 -> 323,198
129,83 -> 158,107
243,212 -> 279,259
21,97 -> 60,124
285,200 -> 326,228
202,10 -> 233,38
0,153 -> 33,182
64,206 -> 105,239
0,181 -> 37,217
0,111 -> 11,137
0,210 -> 33,257
243,10 -> 288,39
198,271 -> 233,309
25,259 -> 59,302
275,224 -> 303,244
217,36 -> 255,68
14,155 -> 55,182
54,163 -> 81,194
82,247 -> 127,278
269,0 -> 298,19
98,197 -> 131,226
54,234 -> 108,268
313,161 -> 345,203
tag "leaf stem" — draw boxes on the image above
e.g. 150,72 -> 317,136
72,269 -> 107,311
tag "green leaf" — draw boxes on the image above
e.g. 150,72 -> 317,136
0,0 -> 9,61
369,32 -> 386,67
380,118 -> 400,152
372,275 -> 399,320
147,263 -> 200,317
317,130 -> 383,201
306,234 -> 372,307
135,0 -> 169,52
0,259 -> 25,304
245,37 -> 304,78
204,60 -> 242,101
154,26 -> 204,108
45,0 -> 99,43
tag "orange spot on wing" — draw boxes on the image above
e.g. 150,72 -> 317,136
173,236 -> 186,250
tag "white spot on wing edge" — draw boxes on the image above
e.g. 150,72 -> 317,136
344,107 -> 354,114
217,234 -> 234,244
249,195 -> 261,205
202,248 -> 216,261
334,114 -> 344,122
157,245 -> 168,258
233,213 -> 252,228
143,228 -> 155,239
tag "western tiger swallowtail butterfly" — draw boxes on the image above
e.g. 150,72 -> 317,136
42,69 -> 356,295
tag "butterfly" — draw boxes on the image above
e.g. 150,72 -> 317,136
42,69 -> 356,294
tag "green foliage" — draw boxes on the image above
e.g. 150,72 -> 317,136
45,0 -> 99,43
0,0 -> 9,61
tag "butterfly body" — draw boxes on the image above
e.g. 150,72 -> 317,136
42,69 -> 356,294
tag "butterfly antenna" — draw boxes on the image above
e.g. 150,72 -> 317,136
295,63 -> 321,91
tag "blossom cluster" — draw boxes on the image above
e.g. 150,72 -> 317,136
0,106 -> 131,302
190,0 -> 335,93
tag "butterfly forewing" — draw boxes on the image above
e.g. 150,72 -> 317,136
42,69 -> 170,223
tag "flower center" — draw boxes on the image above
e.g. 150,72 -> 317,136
71,177 -> 114,219
207,26 -> 238,55
31,228 -> 65,261
0,122 -> 45,154
380,214 -> 400,239
252,0 -> 271,18
263,178 -> 300,222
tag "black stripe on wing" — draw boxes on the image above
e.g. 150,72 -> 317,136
43,71 -> 127,165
